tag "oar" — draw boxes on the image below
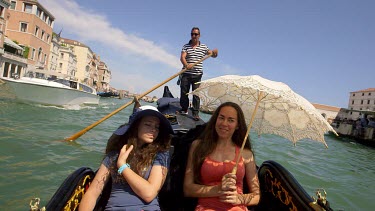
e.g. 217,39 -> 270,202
232,91 -> 264,174
64,53 -> 215,142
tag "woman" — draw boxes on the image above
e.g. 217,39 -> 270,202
79,105 -> 174,211
184,102 -> 260,210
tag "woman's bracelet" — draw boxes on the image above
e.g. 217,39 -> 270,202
118,163 -> 130,175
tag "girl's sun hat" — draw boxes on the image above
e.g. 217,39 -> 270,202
114,105 -> 174,135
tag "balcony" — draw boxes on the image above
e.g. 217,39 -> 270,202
3,52 -> 27,64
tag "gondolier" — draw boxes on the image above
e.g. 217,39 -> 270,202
177,26 -> 218,121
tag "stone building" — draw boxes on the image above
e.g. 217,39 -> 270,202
59,37 -> 98,87
97,61 -> 111,92
347,88 -> 375,120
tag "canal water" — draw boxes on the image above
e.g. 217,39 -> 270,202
0,94 -> 374,210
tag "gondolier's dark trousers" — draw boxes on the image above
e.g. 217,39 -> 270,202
180,73 -> 202,116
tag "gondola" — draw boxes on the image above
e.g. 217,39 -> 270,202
30,86 -> 333,211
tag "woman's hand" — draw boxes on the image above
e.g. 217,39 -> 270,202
219,173 -> 238,204
221,173 -> 236,191
117,144 -> 133,168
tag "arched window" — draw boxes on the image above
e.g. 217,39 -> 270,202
38,47 -> 42,61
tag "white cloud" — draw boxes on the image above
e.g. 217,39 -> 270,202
41,0 -> 180,69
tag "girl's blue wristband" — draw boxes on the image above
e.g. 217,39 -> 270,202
118,163 -> 130,175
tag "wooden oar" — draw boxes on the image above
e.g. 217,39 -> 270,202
64,53 -> 214,142
232,91 -> 264,174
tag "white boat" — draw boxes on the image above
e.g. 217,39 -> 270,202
0,74 -> 100,106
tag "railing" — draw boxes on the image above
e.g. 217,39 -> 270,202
3,52 -> 27,63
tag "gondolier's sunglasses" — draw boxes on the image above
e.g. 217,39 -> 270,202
191,33 -> 200,36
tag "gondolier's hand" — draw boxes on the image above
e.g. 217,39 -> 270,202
117,144 -> 133,168
210,49 -> 218,58
185,63 -> 194,70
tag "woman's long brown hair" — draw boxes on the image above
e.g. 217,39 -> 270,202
105,117 -> 171,176
192,102 -> 253,183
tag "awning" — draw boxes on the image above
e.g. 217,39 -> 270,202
4,37 -> 24,51
340,108 -> 375,115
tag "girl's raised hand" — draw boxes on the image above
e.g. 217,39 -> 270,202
117,144 -> 133,168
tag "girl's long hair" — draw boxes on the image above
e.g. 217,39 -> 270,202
192,102 -> 253,183
105,117 -> 171,176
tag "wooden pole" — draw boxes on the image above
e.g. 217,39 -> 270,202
232,91 -> 264,174
64,54 -> 213,142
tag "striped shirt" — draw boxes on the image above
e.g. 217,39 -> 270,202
182,42 -> 209,75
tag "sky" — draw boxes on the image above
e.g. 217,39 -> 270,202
39,0 -> 374,108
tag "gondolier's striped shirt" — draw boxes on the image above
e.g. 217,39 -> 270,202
182,42 -> 209,75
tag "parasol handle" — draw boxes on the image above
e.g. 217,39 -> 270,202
232,91 -> 264,174
64,53 -> 216,142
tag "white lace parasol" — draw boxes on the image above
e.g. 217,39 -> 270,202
190,75 -> 337,148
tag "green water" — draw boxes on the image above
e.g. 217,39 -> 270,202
0,94 -> 374,210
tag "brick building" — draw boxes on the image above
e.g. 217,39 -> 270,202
5,0 -> 55,72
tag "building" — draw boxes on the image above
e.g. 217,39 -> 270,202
2,0 -> 114,91
312,103 -> 341,124
48,31 -> 58,72
97,61 -> 111,92
0,0 -> 27,78
88,53 -> 99,88
5,0 -> 55,73
60,37 -> 95,86
0,0 -> 10,52
47,32 -> 77,80
347,88 -> 375,120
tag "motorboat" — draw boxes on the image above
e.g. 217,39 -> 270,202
0,72 -> 100,106
97,91 -> 120,98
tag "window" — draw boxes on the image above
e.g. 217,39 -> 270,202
352,100 -> 354,104
369,93 -> 372,96
31,48 -> 35,60
361,100 -> 363,104
0,6 -> 4,18
38,47 -> 42,61
353,93 -> 355,96
34,26 -> 39,36
36,8 -> 42,17
24,3 -> 32,13
10,1 -> 16,10
59,63 -> 63,68
20,23 -> 28,32
46,34 -> 50,43
41,30 -> 45,40
368,100 -> 370,104
362,93 -> 364,96
44,54 -> 47,64
60,53 -> 64,59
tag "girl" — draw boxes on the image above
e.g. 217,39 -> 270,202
184,102 -> 260,210
79,105 -> 174,211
